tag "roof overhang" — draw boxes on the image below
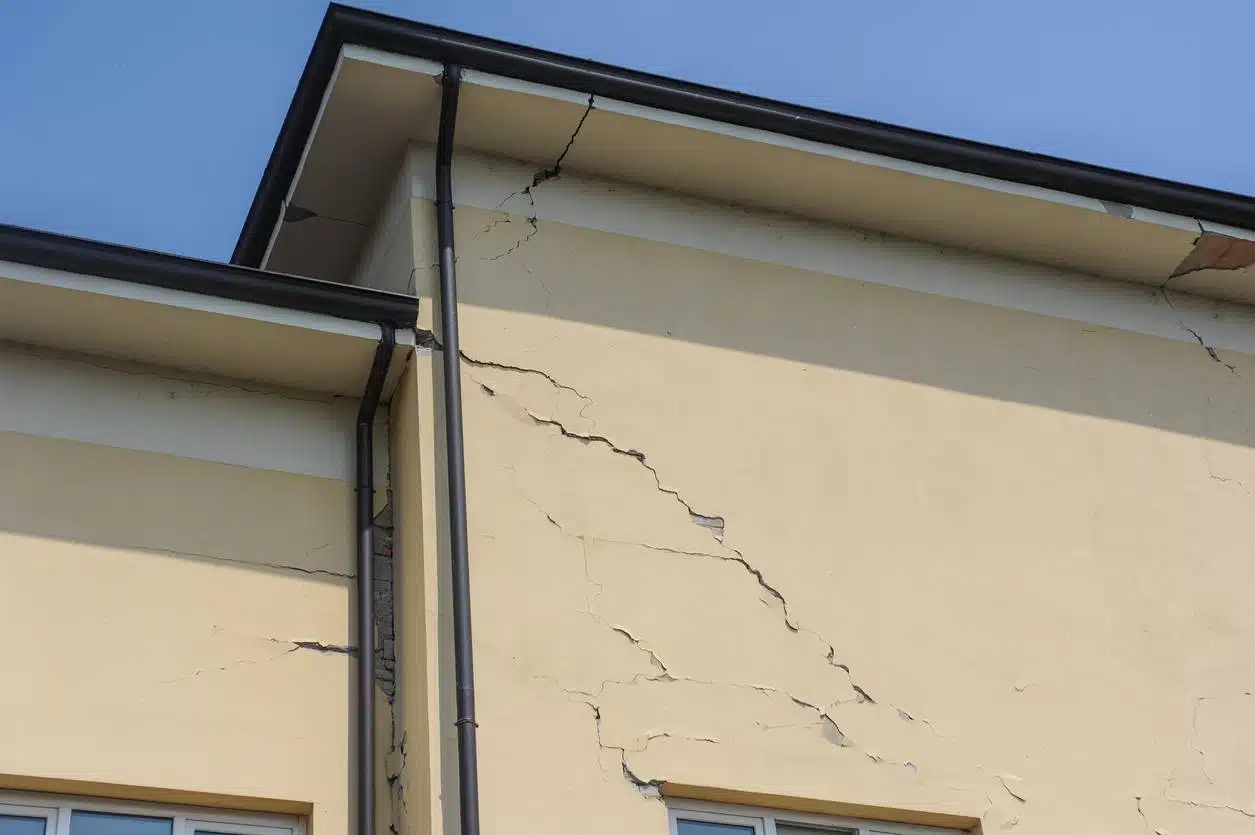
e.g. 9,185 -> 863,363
243,4 -> 1255,305
0,224 -> 417,396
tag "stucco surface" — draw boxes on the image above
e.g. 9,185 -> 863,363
400,193 -> 1255,835
0,431 -> 356,833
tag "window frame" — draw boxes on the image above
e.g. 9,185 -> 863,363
668,800 -> 965,835
0,800 -> 55,835
0,792 -> 304,835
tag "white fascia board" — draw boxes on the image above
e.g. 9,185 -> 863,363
0,257 -> 385,341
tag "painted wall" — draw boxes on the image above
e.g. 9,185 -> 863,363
387,146 -> 1255,835
0,345 -> 376,834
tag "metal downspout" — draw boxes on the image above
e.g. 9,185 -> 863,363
357,324 -> 396,835
435,64 -> 482,835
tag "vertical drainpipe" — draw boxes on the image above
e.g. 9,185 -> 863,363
435,64 -> 482,835
357,325 -> 396,835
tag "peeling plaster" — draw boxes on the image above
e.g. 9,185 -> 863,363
290,640 -> 357,656
1171,232 -> 1255,279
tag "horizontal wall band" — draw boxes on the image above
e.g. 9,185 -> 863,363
410,145 -> 1255,359
0,343 -> 388,481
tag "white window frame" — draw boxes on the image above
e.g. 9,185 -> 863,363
669,800 -> 966,835
0,791 -> 304,835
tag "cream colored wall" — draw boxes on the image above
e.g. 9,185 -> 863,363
0,348 -> 376,834
391,161 -> 1255,835
353,153 -> 422,296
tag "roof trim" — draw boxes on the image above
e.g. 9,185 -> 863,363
0,223 -> 417,327
233,3 -> 1255,269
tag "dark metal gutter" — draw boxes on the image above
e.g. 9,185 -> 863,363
233,2 -> 1255,268
0,222 -> 417,327
355,324 -> 396,835
434,64 -> 482,835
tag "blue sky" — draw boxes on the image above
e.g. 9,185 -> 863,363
1,0 -> 1252,262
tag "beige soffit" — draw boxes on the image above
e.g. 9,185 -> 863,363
0,257 -> 415,397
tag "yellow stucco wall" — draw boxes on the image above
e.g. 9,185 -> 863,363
399,196 -> 1255,835
0,430 -> 356,833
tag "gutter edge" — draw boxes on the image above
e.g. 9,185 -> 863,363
0,222 -> 418,328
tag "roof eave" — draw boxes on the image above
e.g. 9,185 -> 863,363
232,2 -> 1255,269
1,223 -> 418,328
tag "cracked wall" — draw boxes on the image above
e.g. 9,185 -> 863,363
0,352 -> 375,834
391,148 -> 1255,835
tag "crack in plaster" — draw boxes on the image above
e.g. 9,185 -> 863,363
609,624 -> 669,674
136,548 -> 354,580
531,94 -> 596,190
482,216 -> 539,261
1159,287 -> 1238,374
482,93 -> 597,261
996,775 -> 1027,803
159,633 -> 356,684
1134,796 -> 1159,835
578,700 -> 664,796
1164,795 -> 1255,819
462,353 -> 592,403
1190,697 -> 1215,786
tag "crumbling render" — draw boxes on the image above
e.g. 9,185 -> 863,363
1170,231 -> 1255,280
369,497 -> 410,835
481,93 -> 596,261
289,640 -> 358,656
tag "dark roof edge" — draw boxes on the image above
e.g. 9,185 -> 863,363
0,223 -> 418,328
233,3 -> 1255,268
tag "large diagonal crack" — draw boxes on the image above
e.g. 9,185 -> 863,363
468,358 -> 950,780
502,393 -> 888,707
518,408 -> 805,631
481,93 -> 596,261
473,364 -> 927,715
463,353 -> 592,403
463,346 -> 969,795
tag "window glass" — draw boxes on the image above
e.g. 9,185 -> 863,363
0,815 -> 47,835
69,812 -> 173,835
776,825 -> 857,835
677,821 -> 755,835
